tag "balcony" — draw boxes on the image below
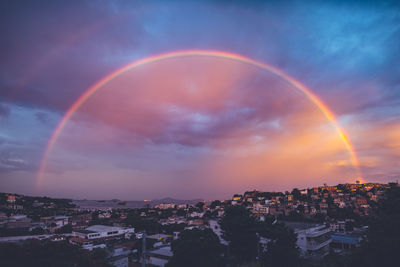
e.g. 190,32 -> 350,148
305,227 -> 331,238
307,239 -> 331,251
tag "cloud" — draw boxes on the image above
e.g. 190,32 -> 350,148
1,0 -> 398,116
0,104 -> 10,117
0,0 -> 399,198
32,55 -> 360,199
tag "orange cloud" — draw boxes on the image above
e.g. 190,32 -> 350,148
41,56 -> 360,199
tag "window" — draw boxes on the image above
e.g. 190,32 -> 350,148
107,231 -> 118,235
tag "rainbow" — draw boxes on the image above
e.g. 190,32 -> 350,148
37,50 -> 362,186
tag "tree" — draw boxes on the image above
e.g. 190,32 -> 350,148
55,224 -> 72,234
210,200 -> 222,209
126,212 -> 161,234
291,188 -> 301,200
220,205 -> 258,264
195,201 -> 205,211
345,220 -> 354,232
166,228 -> 224,267
0,239 -> 111,266
297,204 -> 305,214
348,186 -> 400,267
176,208 -> 186,217
261,223 -> 300,267
162,223 -> 186,234
30,227 -> 45,235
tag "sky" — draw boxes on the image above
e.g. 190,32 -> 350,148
0,0 -> 399,200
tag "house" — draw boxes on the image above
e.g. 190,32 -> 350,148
232,194 -> 242,202
253,204 -> 269,215
186,218 -> 205,227
6,215 -> 32,229
50,235 -> 66,242
40,216 -> 69,229
156,203 -> 175,209
71,214 -> 91,229
159,216 -> 185,225
147,234 -> 172,244
188,211 -> 204,218
108,241 -> 138,267
147,246 -> 173,267
7,195 -> 16,203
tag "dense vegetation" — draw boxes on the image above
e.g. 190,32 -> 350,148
166,228 -> 225,267
0,240 -> 110,267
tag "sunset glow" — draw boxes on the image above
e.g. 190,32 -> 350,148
1,0 -> 398,200
32,51 -> 361,199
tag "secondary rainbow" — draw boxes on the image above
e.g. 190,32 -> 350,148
37,50 -> 362,186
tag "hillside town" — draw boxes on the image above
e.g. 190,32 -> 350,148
0,181 -> 398,266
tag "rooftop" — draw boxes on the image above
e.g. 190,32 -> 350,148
149,246 -> 173,257
73,229 -> 96,234
86,225 -> 124,233
147,234 -> 172,240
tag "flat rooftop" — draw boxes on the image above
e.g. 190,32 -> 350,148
149,246 -> 173,257
86,225 -> 124,233
73,229 -> 96,234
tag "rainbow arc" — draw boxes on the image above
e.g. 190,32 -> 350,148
37,50 -> 362,186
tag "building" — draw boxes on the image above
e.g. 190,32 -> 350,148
330,221 -> 346,232
156,203 -> 175,209
73,225 -> 134,240
285,222 -> 331,259
7,195 -> 16,203
40,216 -> 69,228
108,241 -> 138,267
70,225 -> 134,251
330,232 -> 363,253
6,215 -> 32,229
69,237 -> 107,251
147,246 -> 173,267
146,234 -> 172,244
50,235 -> 66,242
232,194 -> 242,201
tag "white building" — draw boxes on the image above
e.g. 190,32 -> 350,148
147,246 -> 173,267
73,225 -> 134,240
295,224 -> 331,258
188,211 -> 204,218
69,237 -> 106,251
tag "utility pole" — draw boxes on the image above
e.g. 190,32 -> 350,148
141,231 -> 147,267
256,233 -> 260,264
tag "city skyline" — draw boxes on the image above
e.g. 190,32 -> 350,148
1,1 -> 400,200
